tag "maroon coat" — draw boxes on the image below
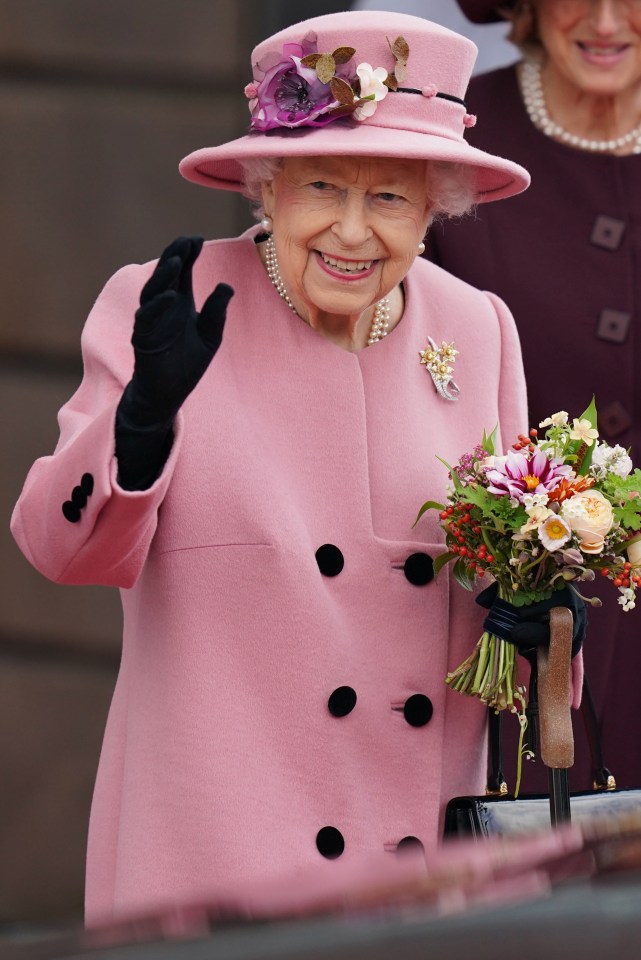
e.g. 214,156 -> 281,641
427,64 -> 641,793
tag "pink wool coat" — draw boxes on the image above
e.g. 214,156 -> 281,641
12,227 -> 528,924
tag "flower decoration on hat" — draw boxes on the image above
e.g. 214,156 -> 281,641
419,337 -> 460,401
247,32 -> 410,131
353,64 -> 389,120
383,35 -> 409,89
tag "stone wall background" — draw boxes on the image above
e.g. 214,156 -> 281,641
0,0 -> 343,926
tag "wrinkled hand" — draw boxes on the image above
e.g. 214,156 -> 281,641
475,582 -> 586,661
119,235 -> 234,428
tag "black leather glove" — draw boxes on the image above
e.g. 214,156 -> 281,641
475,582 -> 586,661
115,236 -> 234,490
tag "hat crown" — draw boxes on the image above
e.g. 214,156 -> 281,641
251,11 -> 478,102
179,10 -> 530,204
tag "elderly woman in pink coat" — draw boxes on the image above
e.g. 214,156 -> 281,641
11,11 -> 539,925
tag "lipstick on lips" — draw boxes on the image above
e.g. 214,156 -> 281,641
576,41 -> 632,69
315,249 -> 378,281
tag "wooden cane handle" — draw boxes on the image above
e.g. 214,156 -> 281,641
536,606 -> 575,769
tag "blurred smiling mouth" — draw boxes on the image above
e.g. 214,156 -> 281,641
318,252 -> 375,274
577,42 -> 630,58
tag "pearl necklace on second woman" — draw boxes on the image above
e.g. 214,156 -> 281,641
521,59 -> 641,155
263,236 -> 391,345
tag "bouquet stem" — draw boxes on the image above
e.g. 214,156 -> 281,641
446,631 -> 530,796
471,632 -> 491,694
447,631 -> 520,712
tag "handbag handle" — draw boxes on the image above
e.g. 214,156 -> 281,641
581,674 -> 616,791
536,606 -> 574,768
537,607 -> 574,824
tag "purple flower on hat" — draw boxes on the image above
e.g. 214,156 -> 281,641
246,33 -> 412,132
249,37 -> 348,131
485,449 -> 573,503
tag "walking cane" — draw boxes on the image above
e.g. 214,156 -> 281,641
536,606 -> 575,826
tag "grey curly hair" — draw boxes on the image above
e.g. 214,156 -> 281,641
238,156 -> 476,224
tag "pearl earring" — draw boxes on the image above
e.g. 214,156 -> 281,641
261,215 -> 273,233
417,241 -> 426,255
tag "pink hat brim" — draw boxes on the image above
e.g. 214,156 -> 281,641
179,123 -> 529,204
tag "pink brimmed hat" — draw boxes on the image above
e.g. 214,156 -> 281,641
179,11 -> 529,203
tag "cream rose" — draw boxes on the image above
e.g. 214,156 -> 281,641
627,537 -> 641,567
560,490 -> 614,555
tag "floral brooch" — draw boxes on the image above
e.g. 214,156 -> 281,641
246,33 -> 409,132
419,338 -> 460,401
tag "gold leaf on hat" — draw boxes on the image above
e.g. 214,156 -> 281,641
327,103 -> 358,119
391,36 -> 409,62
332,46 -> 356,65
316,53 -> 336,84
301,53 -> 322,68
388,35 -> 409,84
383,74 -> 398,91
330,76 -> 356,106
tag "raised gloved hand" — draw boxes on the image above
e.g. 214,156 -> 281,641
119,235 -> 233,427
115,236 -> 234,489
475,582 -> 586,661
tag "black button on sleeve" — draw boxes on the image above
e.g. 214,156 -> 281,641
403,694 -> 433,727
316,826 -> 345,859
71,485 -> 87,508
315,544 -> 344,577
328,686 -> 357,717
403,552 -> 434,586
80,473 -> 94,496
62,501 -> 81,523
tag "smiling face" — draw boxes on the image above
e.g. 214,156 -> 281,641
260,155 -> 432,329
536,0 -> 641,97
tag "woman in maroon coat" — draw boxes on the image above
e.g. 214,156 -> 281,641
428,0 -> 641,792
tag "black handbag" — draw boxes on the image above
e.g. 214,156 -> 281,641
445,675 -> 641,838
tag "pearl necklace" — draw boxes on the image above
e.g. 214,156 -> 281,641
521,60 -> 641,155
263,236 -> 391,345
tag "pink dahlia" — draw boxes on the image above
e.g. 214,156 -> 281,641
485,449 -> 573,503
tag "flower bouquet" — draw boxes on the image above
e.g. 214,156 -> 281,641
416,400 -> 641,787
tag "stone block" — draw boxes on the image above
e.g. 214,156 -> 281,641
0,81 -> 252,357
0,654 -> 116,923
0,0 -> 252,81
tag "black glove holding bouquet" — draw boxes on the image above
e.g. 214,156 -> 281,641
115,236 -> 234,490
476,582 -> 587,662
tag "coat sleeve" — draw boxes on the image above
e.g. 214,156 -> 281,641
10,262 -> 185,589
